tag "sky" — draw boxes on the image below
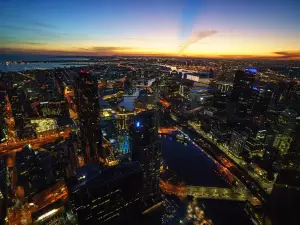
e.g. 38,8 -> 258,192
0,0 -> 300,59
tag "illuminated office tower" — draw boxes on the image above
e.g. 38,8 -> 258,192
129,110 -> 161,206
74,70 -> 102,163
213,81 -> 233,110
215,81 -> 233,93
116,109 -> 134,155
231,69 -> 256,116
229,130 -> 248,156
277,108 -> 297,134
68,162 -> 143,225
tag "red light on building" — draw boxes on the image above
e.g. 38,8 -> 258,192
80,70 -> 91,75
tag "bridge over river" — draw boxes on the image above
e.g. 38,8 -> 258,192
160,180 -> 261,205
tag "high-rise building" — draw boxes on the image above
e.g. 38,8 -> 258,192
179,84 -> 187,96
250,85 -> 273,116
215,81 -> 233,93
231,69 -> 256,116
15,145 -> 46,198
265,126 -> 300,225
265,167 -> 300,225
45,132 -> 79,179
213,81 -> 232,110
272,133 -> 293,155
74,70 -> 102,163
65,132 -> 79,177
277,108 -> 297,134
129,110 -> 161,207
68,162 -> 143,225
229,130 -> 248,156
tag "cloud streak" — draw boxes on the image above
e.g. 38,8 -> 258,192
0,46 -> 147,56
0,47 -> 88,56
179,29 -> 217,53
0,25 -> 63,38
273,51 -> 300,59
92,46 -> 133,52
77,46 -> 135,53
0,11 -> 57,29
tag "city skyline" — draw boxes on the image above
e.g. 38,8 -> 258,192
1,0 -> 300,60
1,54 -> 300,224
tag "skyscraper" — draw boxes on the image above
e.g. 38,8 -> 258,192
68,162 -> 143,225
129,110 -> 161,207
250,85 -> 273,116
265,126 -> 300,225
15,145 -> 46,198
229,130 -> 248,156
231,69 -> 256,116
213,81 -> 233,110
74,70 -> 102,163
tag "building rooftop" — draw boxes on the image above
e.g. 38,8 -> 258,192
71,162 -> 141,191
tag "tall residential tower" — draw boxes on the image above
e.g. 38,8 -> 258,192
74,70 -> 102,163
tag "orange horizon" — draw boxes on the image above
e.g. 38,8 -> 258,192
1,47 -> 300,61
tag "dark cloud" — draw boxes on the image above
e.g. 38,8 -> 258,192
180,30 -> 217,53
0,47 -> 85,56
273,51 -> 300,59
91,46 -> 134,52
0,46 -> 135,56
217,52 -> 300,60
77,46 -> 134,53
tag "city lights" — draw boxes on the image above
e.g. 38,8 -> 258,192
1,10 -> 300,224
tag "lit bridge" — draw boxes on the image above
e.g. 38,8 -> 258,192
160,180 -> 260,204
186,186 -> 254,202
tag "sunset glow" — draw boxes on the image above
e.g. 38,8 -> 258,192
0,0 -> 299,59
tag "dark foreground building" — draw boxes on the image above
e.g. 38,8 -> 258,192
265,126 -> 300,225
231,69 -> 256,116
265,169 -> 300,225
130,110 -> 162,207
68,162 -> 143,225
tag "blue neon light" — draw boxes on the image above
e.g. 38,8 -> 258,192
190,88 -> 213,93
245,68 -> 257,74
136,121 -> 140,128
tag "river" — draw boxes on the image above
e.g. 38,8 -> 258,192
160,137 -> 254,225
104,89 -> 253,224
0,55 -> 91,72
